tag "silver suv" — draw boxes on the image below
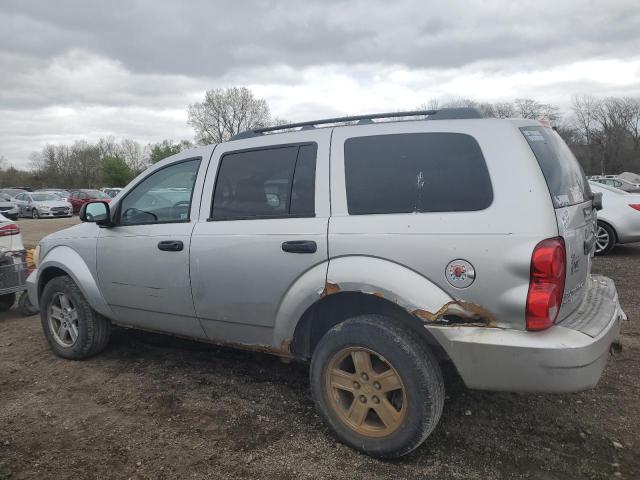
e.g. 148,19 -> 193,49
27,109 -> 626,458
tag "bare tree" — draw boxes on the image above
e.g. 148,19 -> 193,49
187,87 -> 271,144
514,98 -> 560,122
119,139 -> 147,174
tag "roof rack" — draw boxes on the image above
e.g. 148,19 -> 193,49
229,107 -> 483,140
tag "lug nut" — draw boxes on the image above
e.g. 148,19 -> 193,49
372,396 -> 380,404
353,381 -> 360,389
373,381 -> 381,390
359,395 -> 367,403
361,373 -> 369,381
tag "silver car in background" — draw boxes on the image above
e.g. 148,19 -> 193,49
0,193 -> 19,220
590,181 -> 640,255
13,192 -> 73,218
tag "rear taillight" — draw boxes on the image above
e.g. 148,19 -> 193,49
0,224 -> 20,237
629,204 -> 640,212
526,237 -> 566,331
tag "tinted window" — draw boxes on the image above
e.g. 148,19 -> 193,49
520,126 -> 590,208
344,133 -> 493,215
212,143 -> 317,220
120,159 -> 200,225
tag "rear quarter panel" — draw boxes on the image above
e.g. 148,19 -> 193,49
328,119 -> 558,329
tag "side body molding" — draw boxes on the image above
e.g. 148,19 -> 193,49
33,246 -> 115,319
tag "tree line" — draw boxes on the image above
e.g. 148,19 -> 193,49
2,87 -> 638,189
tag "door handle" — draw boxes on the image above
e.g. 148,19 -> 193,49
281,240 -> 317,254
158,240 -> 184,252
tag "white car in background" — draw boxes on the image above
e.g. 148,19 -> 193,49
590,181 -> 640,255
0,213 -> 26,310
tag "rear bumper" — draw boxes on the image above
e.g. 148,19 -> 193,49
427,275 -> 626,393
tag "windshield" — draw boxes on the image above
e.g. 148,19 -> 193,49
86,190 -> 110,199
589,181 -> 628,195
521,126 -> 591,208
32,193 -> 57,201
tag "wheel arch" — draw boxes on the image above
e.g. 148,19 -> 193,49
275,256 -> 495,358
36,246 -> 114,319
597,218 -> 618,243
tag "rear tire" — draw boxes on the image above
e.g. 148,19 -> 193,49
310,314 -> 444,458
595,221 -> 616,256
0,293 -> 16,311
40,275 -> 111,359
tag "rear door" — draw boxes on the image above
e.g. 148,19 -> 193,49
521,126 -> 593,320
190,130 -> 330,346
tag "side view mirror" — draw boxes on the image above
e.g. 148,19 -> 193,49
592,192 -> 603,211
80,201 -> 112,226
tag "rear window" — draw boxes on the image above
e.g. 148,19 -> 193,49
344,133 -> 493,215
520,126 -> 590,208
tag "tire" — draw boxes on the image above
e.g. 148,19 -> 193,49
0,293 -> 16,311
310,315 -> 444,458
595,221 -> 616,256
32,209 -> 39,219
40,275 -> 111,359
18,291 -> 39,316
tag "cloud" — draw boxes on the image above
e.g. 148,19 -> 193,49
0,0 -> 639,167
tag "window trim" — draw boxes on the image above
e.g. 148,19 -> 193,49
208,141 -> 318,222
343,132 -> 494,216
113,157 -> 202,227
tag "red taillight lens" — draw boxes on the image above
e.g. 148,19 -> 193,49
629,204 -> 640,212
0,224 -> 20,237
526,237 -> 566,331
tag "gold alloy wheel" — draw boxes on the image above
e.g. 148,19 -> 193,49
324,347 -> 406,438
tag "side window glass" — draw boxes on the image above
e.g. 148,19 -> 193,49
344,133 -> 493,214
119,159 -> 201,225
212,144 -> 317,220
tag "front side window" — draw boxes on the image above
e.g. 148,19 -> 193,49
212,143 -> 317,220
344,133 -> 493,215
119,159 -> 200,225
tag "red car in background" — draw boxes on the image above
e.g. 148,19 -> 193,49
68,189 -> 112,214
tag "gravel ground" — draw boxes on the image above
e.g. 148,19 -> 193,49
14,216 -> 79,248
0,223 -> 638,479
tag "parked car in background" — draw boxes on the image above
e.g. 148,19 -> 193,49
28,109 -> 626,458
591,176 -> 640,193
13,192 -> 73,218
0,194 -> 19,220
0,213 -> 26,310
36,189 -> 71,202
0,188 -> 27,199
101,187 -> 122,198
67,189 -> 112,214
589,182 -> 640,255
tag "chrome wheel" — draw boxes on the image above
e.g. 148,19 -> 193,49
48,293 -> 79,347
325,347 -> 406,438
595,225 -> 610,254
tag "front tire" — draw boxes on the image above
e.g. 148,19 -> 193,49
595,221 -> 616,256
40,275 -> 111,359
31,209 -> 39,219
310,315 -> 444,458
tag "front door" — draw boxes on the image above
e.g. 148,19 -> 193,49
96,150 -> 210,338
190,131 -> 331,346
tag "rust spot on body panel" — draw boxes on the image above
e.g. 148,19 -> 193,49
322,282 -> 341,296
413,301 -> 497,328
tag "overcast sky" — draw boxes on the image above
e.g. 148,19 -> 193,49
1,0 -> 639,168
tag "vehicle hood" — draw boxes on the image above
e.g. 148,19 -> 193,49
0,201 -> 16,208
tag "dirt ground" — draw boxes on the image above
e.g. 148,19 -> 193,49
14,216 -> 79,248
0,219 -> 638,479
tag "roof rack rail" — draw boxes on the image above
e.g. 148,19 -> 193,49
229,107 -> 483,140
